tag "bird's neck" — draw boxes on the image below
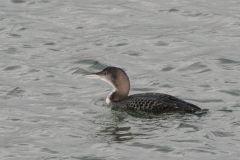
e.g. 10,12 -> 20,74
106,88 -> 129,104
106,79 -> 130,104
105,69 -> 130,104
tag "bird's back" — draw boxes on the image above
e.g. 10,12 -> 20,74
111,93 -> 207,114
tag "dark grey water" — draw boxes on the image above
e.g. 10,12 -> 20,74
1,0 -> 240,159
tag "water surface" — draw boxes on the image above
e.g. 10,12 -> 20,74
0,0 -> 240,159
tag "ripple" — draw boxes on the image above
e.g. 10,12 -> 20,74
41,148 -> 59,154
93,98 -> 106,106
129,142 -> 174,153
114,43 -> 128,47
10,0 -> 26,3
177,123 -> 201,132
218,109 -> 233,112
6,87 -> 25,96
98,126 -> 134,142
154,41 -> 168,46
19,27 -> 28,31
49,49 -> 59,51
71,67 -> 89,75
8,118 -> 22,121
182,11 -> 209,18
217,58 -> 240,70
178,62 -> 208,72
121,51 -> 141,56
22,45 -> 32,48
161,66 -> 175,72
231,103 -> 240,107
75,26 -> 84,29
218,58 -> 239,64
160,84 -> 173,88
3,65 -> 21,71
231,121 -> 240,126
171,139 -> 201,143
73,59 -> 98,65
44,42 -> 55,45
198,85 -> 211,88
43,93 -> 62,96
168,9 -> 179,13
219,90 -> 240,96
72,59 -> 107,70
8,33 -> 21,38
28,69 -> 40,73
187,148 -> 216,155
212,131 -> 234,137
93,42 -> 103,46
158,8 -> 179,13
4,48 -> 17,54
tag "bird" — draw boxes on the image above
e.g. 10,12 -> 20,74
83,66 -> 208,114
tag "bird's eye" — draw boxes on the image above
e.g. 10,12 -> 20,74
103,72 -> 107,75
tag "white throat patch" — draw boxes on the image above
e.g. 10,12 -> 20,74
106,97 -> 111,104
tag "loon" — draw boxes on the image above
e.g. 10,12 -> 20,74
83,66 -> 208,114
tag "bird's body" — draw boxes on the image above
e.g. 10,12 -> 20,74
112,93 -> 204,114
83,66 -> 208,114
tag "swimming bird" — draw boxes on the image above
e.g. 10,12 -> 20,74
83,66 -> 208,114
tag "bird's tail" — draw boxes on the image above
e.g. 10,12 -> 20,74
194,109 -> 209,114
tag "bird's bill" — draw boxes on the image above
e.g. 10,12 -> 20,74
82,73 -> 100,78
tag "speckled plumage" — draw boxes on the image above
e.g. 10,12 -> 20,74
112,93 -> 204,114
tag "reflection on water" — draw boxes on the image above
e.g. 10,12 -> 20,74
99,126 -> 133,142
